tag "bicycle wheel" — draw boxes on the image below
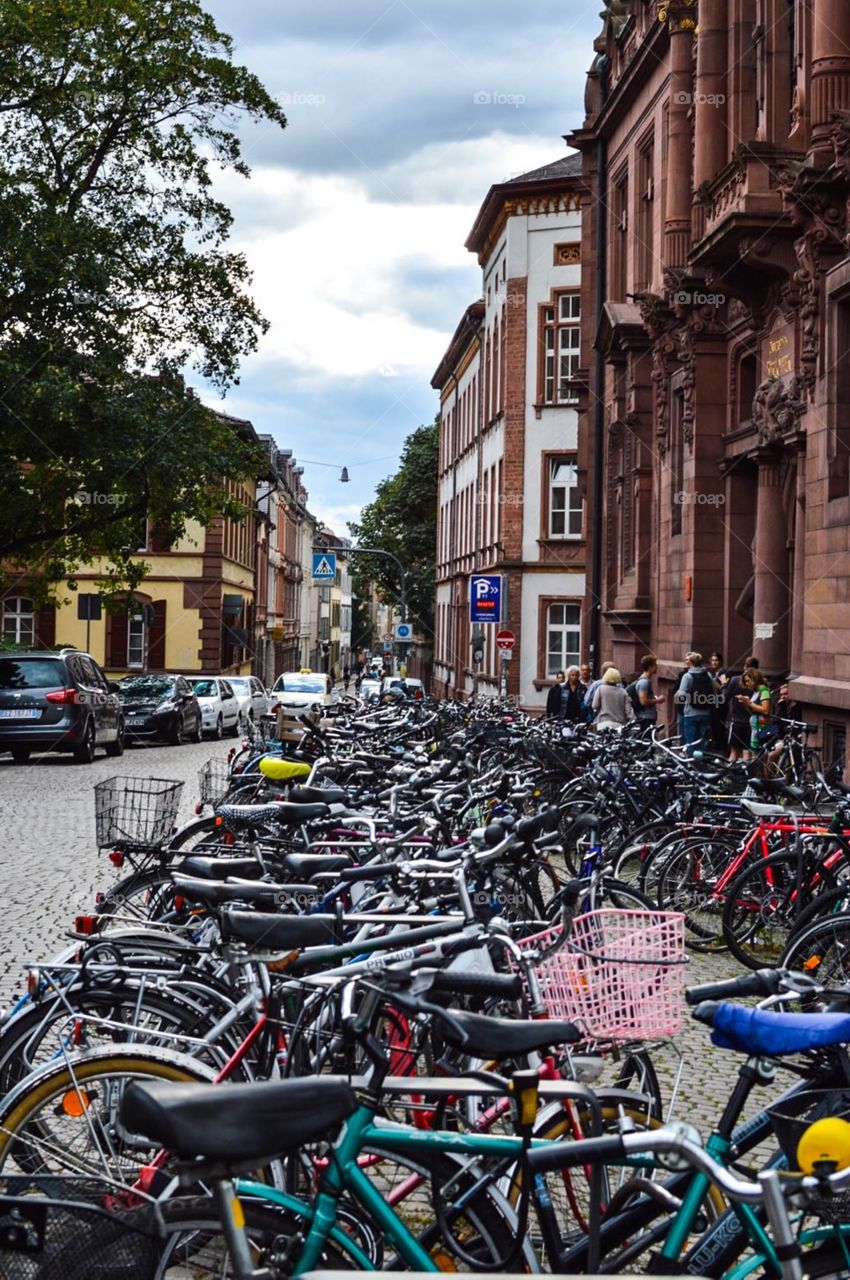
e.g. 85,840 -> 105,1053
0,1046 -> 216,1180
654,837 -> 740,950
721,849 -> 839,970
781,911 -> 850,982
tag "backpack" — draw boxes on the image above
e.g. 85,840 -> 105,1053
685,667 -> 715,712
625,679 -> 643,715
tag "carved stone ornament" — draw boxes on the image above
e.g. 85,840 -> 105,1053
637,291 -> 670,340
751,374 -> 806,444
656,0 -> 696,32
650,337 -> 677,456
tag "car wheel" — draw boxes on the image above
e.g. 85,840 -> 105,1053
72,720 -> 96,764
10,748 -> 30,764
105,723 -> 125,758
168,715 -> 184,746
212,716 -> 223,741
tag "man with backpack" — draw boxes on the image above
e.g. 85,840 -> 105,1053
676,651 -> 718,753
627,655 -> 663,733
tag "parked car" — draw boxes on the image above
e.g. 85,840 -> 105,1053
358,677 -> 382,703
0,649 -> 124,764
187,676 -> 241,738
268,670 -> 335,713
381,677 -> 425,701
116,674 -> 202,745
225,675 -> 268,725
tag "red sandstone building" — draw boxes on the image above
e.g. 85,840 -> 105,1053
570,0 -> 850,774
431,159 -> 589,708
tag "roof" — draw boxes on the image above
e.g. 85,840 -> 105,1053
466,150 -> 585,259
430,300 -> 485,390
506,153 -> 583,184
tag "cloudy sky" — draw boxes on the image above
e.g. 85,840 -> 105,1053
201,0 -> 603,532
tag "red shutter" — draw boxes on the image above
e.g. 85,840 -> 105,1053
107,610 -> 129,670
36,605 -> 56,649
148,601 -> 166,670
149,526 -> 171,553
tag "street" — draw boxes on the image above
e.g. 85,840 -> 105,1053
0,743 -> 747,1141
0,738 -> 222,1008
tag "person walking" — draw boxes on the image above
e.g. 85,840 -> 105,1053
561,666 -> 587,725
708,652 -> 728,751
343,664 -> 351,693
579,662 -> 591,686
677,651 -> 716,753
584,661 -> 614,722
591,667 -> 636,730
631,655 -> 664,733
546,671 -> 566,718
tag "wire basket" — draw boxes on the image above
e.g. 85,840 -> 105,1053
515,908 -> 687,1042
768,1089 -> 850,1225
0,1176 -> 163,1279
94,777 -> 184,850
198,757 -> 232,806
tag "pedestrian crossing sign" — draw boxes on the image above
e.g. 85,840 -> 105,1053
312,552 -> 337,581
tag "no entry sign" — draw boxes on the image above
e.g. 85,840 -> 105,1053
495,630 -> 515,653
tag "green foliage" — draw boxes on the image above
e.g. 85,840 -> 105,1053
348,422 -> 438,638
0,0 -> 284,588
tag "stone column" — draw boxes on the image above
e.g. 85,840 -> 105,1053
753,453 -> 790,675
662,1 -> 697,266
694,0 -> 728,187
810,0 -> 850,154
727,0 -> 757,150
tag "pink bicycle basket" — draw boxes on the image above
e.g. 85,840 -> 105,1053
516,909 -> 686,1041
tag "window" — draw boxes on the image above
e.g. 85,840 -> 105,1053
542,294 -> 581,405
548,457 -> 583,538
2,597 -> 34,646
127,614 -> 146,668
635,138 -> 655,291
611,173 -> 629,299
670,389 -> 684,536
546,604 -> 581,676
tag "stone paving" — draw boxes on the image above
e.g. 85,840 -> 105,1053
0,744 -> 760,1142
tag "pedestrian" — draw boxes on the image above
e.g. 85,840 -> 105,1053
676,651 -> 716,754
720,655 -> 759,761
584,661 -> 614,722
672,652 -> 691,741
736,668 -> 773,761
630,655 -> 664,733
546,670 -> 566,719
767,680 -> 802,775
591,667 -> 636,730
561,665 -> 587,725
343,664 -> 350,692
579,662 -> 591,687
708,651 -> 728,750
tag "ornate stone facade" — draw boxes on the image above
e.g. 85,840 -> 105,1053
572,0 -> 850,777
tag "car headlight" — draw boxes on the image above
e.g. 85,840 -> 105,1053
157,701 -> 178,713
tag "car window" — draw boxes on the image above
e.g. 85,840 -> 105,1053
0,657 -> 65,690
221,681 -> 235,699
279,675 -> 326,694
79,657 -> 107,689
192,679 -> 217,698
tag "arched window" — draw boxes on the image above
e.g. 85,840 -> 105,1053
2,597 -> 34,646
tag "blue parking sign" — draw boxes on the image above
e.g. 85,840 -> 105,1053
469,575 -> 502,623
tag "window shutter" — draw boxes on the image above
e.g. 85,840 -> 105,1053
36,605 -> 56,649
148,601 -> 167,670
149,526 -> 171,553
107,609 -> 129,670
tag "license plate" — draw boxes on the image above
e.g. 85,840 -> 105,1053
126,718 -> 146,726
0,708 -> 40,719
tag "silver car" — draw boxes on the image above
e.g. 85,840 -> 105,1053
225,675 -> 268,725
187,676 -> 241,739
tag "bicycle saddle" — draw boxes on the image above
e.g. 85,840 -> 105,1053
217,801 -> 329,828
220,907 -> 336,950
740,799 -> 787,818
258,757 -> 312,781
565,812 -> 604,832
437,1007 -> 582,1058
288,785 -> 350,805
171,874 -> 319,908
283,852 -> 353,878
176,856 -> 262,882
706,1003 -> 850,1056
120,1077 -> 357,1162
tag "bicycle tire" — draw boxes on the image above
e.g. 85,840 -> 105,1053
0,1046 -> 217,1178
780,910 -> 850,981
721,849 -> 839,970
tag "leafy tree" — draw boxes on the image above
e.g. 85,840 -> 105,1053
348,422 -> 438,638
0,0 -> 286,590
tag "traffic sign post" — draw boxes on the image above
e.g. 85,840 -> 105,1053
495,629 -> 514,653
394,622 -> 413,641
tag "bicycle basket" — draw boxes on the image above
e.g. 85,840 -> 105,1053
94,776 -> 184,850
0,1176 -> 163,1279
768,1088 -> 850,1224
198,757 -> 232,806
515,908 -> 687,1041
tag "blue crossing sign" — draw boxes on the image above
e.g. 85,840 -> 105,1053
312,552 -> 337,581
469,574 -> 503,623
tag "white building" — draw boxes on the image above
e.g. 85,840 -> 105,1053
432,154 -> 588,709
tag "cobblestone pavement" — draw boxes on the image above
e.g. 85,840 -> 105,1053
0,736 -> 225,1006
0,745 -> 755,1140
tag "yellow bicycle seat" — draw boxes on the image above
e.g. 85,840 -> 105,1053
259,757 -> 312,782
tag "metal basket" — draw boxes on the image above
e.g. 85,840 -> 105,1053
515,908 -> 687,1042
94,776 -> 184,850
0,1176 -> 163,1279
768,1089 -> 850,1224
198,757 -> 232,806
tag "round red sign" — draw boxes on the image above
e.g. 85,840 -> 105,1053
495,630 -> 515,652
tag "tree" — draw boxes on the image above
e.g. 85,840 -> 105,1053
348,422 -> 438,637
0,0 -> 286,589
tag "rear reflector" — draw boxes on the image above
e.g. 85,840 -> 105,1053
74,915 -> 99,935
108,851 -> 125,868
